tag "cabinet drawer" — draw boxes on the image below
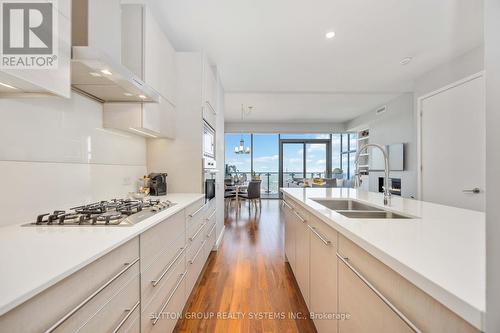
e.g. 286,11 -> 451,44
77,274 -> 140,333
0,238 -> 139,333
338,256 -> 414,333
141,257 -> 186,333
141,210 -> 185,269
338,235 -> 479,333
185,234 -> 209,297
186,199 -> 207,233
205,220 -> 217,256
141,233 -> 186,309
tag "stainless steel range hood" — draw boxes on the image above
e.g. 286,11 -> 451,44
71,46 -> 160,103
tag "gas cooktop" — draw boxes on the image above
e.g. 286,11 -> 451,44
23,198 -> 176,227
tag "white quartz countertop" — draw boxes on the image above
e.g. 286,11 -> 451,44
0,193 -> 205,316
281,187 -> 485,331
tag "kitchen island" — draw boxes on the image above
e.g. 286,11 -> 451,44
281,187 -> 485,333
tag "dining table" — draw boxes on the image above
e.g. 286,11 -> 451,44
226,182 -> 248,211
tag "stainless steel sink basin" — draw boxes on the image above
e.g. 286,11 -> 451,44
312,199 -> 383,211
311,199 -> 414,219
335,210 -> 411,219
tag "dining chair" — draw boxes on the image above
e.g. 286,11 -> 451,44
238,180 -> 262,211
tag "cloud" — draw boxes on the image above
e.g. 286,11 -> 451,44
253,154 -> 278,163
316,159 -> 326,164
315,134 -> 330,139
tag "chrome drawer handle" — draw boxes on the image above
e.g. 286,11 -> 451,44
111,300 -> 140,333
462,188 -> 480,194
293,210 -> 306,223
151,271 -> 187,326
44,257 -> 140,333
189,222 -> 207,242
189,203 -> 206,218
189,240 -> 207,265
205,210 -> 216,221
151,248 -> 185,287
281,200 -> 292,210
336,254 -> 421,333
206,223 -> 216,238
308,225 -> 332,246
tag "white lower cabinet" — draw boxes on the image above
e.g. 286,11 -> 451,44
282,196 -> 479,333
338,257 -> 414,333
309,218 -> 338,333
282,201 -> 296,270
293,208 -> 310,307
0,199 -> 216,333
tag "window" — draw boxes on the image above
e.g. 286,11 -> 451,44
339,133 -> 357,179
252,134 -> 279,197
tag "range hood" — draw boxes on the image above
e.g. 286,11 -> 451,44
71,46 -> 160,103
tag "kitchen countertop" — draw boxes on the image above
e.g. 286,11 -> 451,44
281,187 -> 485,331
0,193 -> 205,316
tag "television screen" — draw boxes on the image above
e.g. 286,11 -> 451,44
369,143 -> 404,171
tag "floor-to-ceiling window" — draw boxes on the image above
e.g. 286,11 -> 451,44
252,134 -> 279,198
225,132 -> 357,199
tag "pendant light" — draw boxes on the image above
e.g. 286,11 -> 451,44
234,105 -> 253,154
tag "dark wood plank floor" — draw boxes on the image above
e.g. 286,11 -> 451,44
174,200 -> 317,333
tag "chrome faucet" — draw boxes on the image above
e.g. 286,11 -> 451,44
354,143 -> 391,206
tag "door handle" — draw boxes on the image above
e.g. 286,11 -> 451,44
463,188 -> 480,194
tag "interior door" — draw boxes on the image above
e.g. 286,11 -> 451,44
420,74 -> 485,211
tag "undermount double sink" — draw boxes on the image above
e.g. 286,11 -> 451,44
312,199 -> 412,219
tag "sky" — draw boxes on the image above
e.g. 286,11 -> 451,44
225,133 -> 349,175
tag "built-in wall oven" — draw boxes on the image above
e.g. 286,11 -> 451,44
203,157 -> 217,202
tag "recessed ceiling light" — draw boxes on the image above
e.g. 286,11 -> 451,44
325,31 -> 336,39
100,69 -> 112,75
0,82 -> 17,89
400,57 -> 413,65
138,94 -> 146,99
123,92 -> 133,96
89,72 -> 101,77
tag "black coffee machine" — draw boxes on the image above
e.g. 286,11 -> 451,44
148,173 -> 168,196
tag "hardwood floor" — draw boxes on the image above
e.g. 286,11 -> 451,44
174,200 -> 317,333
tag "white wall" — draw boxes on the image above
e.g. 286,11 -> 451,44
0,93 -> 147,226
346,93 -> 417,198
485,0 -> 500,331
225,122 -> 345,134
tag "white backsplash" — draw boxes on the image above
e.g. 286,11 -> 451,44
0,93 -> 147,226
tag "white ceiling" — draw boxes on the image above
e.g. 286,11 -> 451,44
224,92 -> 401,123
148,0 -> 483,122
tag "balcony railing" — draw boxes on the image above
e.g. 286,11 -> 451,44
225,172 -> 327,198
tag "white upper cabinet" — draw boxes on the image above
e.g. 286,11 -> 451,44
0,0 -> 71,98
202,56 -> 217,128
121,4 -> 176,105
85,0 -> 122,64
102,3 -> 176,138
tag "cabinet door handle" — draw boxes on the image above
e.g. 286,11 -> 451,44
281,200 -> 292,210
462,188 -> 480,194
189,240 -> 207,264
336,254 -> 421,333
111,300 -> 140,333
44,257 -> 139,333
151,272 -> 187,325
205,210 -> 216,221
293,211 -> 306,223
207,223 -> 217,238
308,225 -> 332,246
189,203 -> 206,218
151,248 -> 185,287
189,222 -> 207,242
